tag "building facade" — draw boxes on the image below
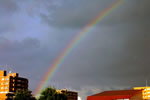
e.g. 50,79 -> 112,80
56,89 -> 78,100
0,70 -> 28,100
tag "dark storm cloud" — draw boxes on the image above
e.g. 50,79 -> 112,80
0,37 -> 59,89
0,37 -> 41,70
52,23 -> 150,99
0,0 -> 18,34
41,0 -> 150,98
41,0 -> 117,28
41,0 -> 150,28
0,0 -> 18,15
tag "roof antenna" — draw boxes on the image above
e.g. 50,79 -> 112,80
146,79 -> 148,87
5,64 -> 8,71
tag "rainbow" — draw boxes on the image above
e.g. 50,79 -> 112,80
34,0 -> 124,96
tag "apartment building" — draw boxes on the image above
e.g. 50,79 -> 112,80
0,70 -> 28,100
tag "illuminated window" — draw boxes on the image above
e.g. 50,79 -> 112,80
1,78 -> 4,81
5,87 -> 8,89
5,83 -> 8,85
1,83 -> 3,85
5,91 -> 8,93
5,78 -> 9,81
1,87 -> 3,89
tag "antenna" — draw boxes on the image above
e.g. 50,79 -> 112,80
5,64 -> 8,71
146,79 -> 148,87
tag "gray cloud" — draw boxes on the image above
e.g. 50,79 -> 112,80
41,0 -> 116,28
51,23 -> 150,99
0,0 -> 18,34
55,24 -> 150,81
41,0 -> 150,28
0,0 -> 18,14
0,37 -> 59,89
39,0 -> 150,99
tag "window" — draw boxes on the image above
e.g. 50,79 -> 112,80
1,78 -> 4,81
17,84 -> 21,86
5,87 -> 8,89
1,87 -> 3,89
5,91 -> 8,93
5,78 -> 9,81
1,83 -> 4,85
5,82 -> 8,85
17,80 -> 21,82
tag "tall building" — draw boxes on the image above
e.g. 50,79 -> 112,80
56,89 -> 78,100
87,86 -> 150,100
0,70 -> 28,100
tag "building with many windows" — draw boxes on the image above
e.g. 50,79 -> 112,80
0,70 -> 28,100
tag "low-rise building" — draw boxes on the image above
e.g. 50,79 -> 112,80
56,89 -> 78,100
87,86 -> 150,100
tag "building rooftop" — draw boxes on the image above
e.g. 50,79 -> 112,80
91,89 -> 142,97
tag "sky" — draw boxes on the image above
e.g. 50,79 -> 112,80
0,0 -> 150,99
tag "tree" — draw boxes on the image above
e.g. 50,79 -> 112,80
38,87 -> 56,100
13,89 -> 36,100
38,86 -> 67,100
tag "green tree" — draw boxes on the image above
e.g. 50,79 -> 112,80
38,87 -> 67,100
13,89 -> 36,100
38,87 -> 56,100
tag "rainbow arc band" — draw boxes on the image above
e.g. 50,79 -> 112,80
34,0 -> 124,96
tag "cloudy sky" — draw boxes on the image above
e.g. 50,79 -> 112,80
0,0 -> 150,99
